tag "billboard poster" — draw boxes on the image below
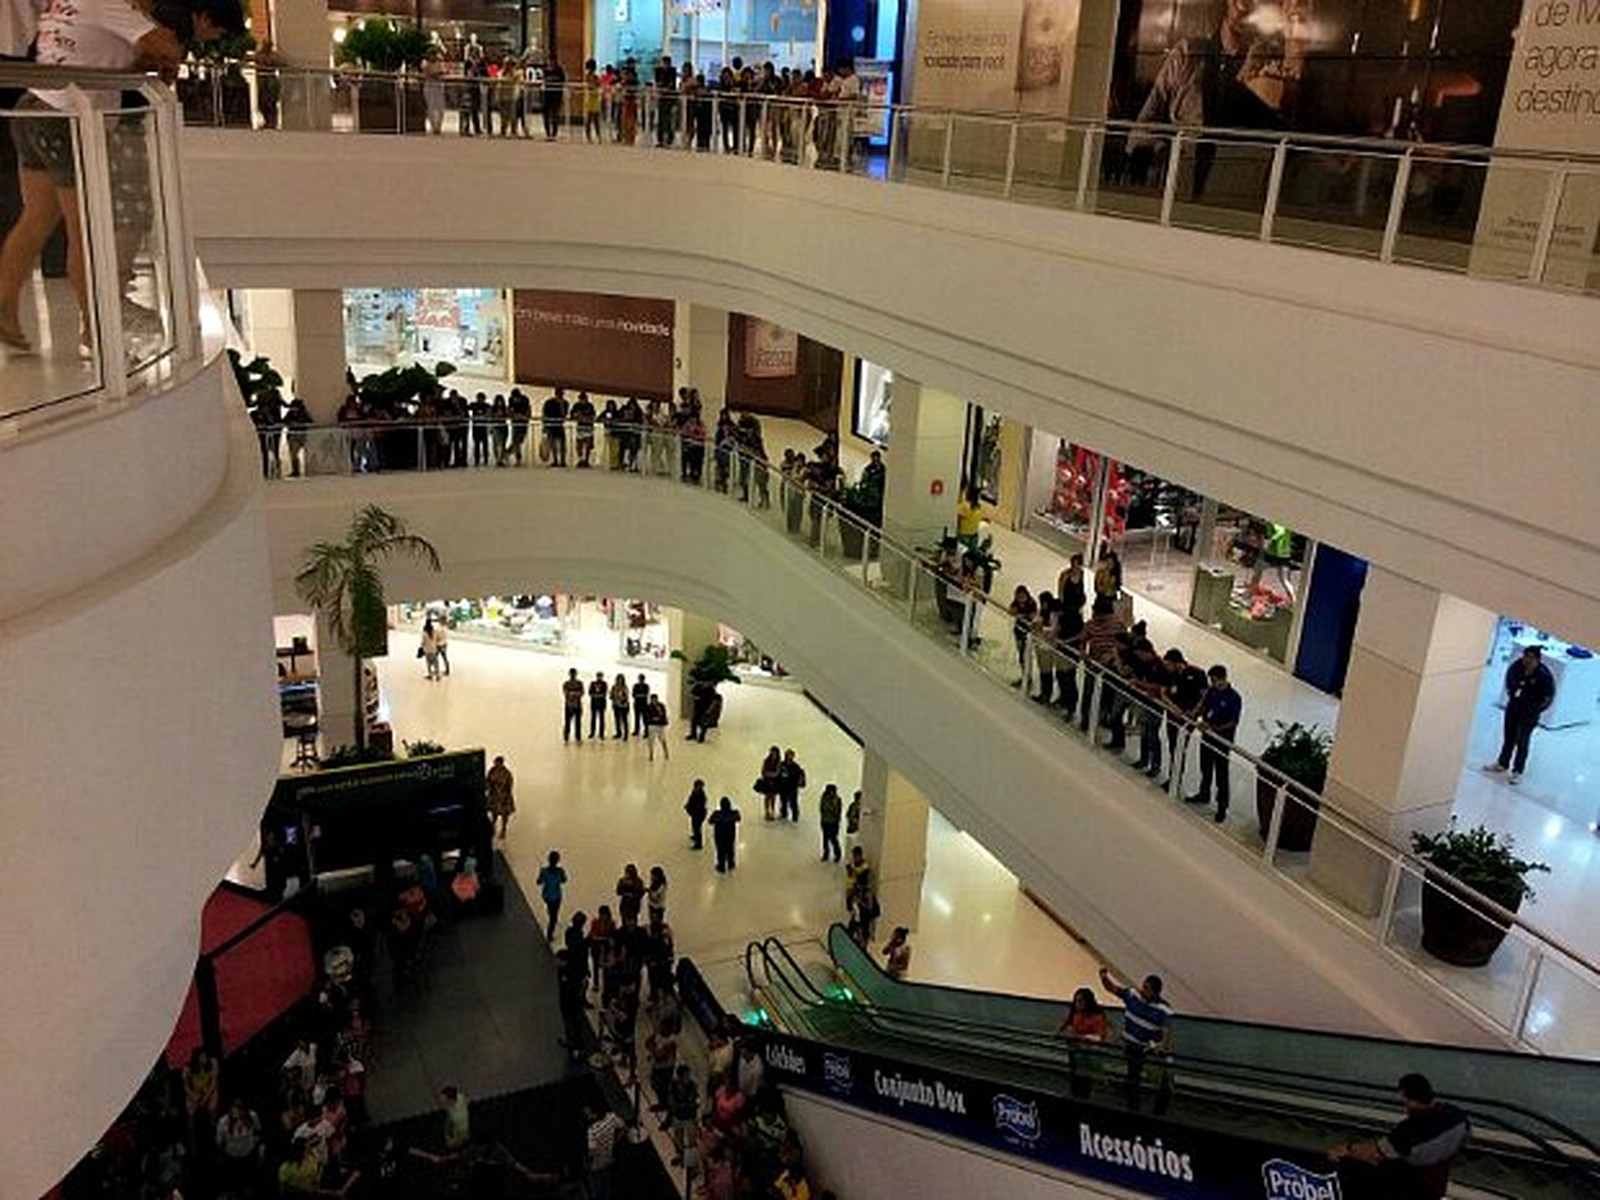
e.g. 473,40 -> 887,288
1108,0 -> 1519,144
757,1029 -> 1351,1200
744,318 -> 800,378
512,289 -> 675,401
1470,0 -> 1600,287
911,0 -> 1080,113
725,314 -> 843,433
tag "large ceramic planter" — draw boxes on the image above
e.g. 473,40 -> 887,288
1420,874 -> 1522,967
1256,774 -> 1320,853
838,518 -> 880,562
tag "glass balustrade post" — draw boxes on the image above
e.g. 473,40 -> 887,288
1375,856 -> 1405,945
905,562 -> 918,617
1261,779 -> 1287,862
1528,166 -> 1569,284
1085,663 -> 1104,745
1003,119 -> 1019,198
1512,950 -> 1546,1046
1075,124 -> 1098,211
145,83 -> 196,363
1380,149 -> 1413,263
1159,131 -> 1183,226
859,520 -> 871,583
71,95 -> 127,400
1260,138 -> 1288,243
738,95 -> 747,155
1021,631 -> 1036,695
941,116 -> 955,188
888,108 -> 902,181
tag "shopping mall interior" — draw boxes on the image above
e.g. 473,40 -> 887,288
4,0 -> 1600,1193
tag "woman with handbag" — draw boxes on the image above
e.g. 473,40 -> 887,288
754,745 -> 782,820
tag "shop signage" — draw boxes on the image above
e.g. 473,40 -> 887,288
756,1029 -> 1346,1199
744,318 -> 799,379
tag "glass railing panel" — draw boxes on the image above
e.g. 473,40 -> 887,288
1009,119 -> 1078,207
1271,147 -> 1398,259
1087,126 -> 1170,222
0,102 -> 106,418
1521,950 -> 1600,1060
111,105 -> 177,373
1394,155 -> 1491,274
1545,170 -> 1600,295
329,70 -> 357,133
871,538 -> 918,612
945,115 -> 1011,195
908,559 -> 953,643
899,110 -> 955,185
1167,135 -> 1275,238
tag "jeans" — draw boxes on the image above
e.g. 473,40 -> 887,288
1134,698 -> 1163,774
1196,733 -> 1232,814
564,707 -> 583,743
821,822 -> 841,861
613,705 -> 629,739
715,835 -> 736,872
1498,706 -> 1539,773
590,703 -> 607,739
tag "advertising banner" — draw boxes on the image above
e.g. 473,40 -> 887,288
911,0 -> 1079,113
512,289 -> 675,401
1471,0 -> 1600,286
757,1029 -> 1349,1200
725,313 -> 843,433
744,318 -> 800,378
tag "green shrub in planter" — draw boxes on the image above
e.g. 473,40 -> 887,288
1412,822 -> 1548,967
404,739 -> 447,757
1255,721 -> 1331,851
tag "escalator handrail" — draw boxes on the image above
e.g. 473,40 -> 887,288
768,929 -> 1600,1166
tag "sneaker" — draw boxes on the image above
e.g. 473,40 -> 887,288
1508,772 -> 1522,785
1483,762 -> 1507,774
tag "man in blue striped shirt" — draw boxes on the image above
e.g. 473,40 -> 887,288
1099,965 -> 1173,1113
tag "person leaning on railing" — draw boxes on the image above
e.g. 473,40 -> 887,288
1328,1073 -> 1469,1200
0,0 -> 243,354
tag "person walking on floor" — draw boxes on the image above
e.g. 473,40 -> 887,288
817,783 -> 843,862
645,693 -> 671,760
710,797 -> 741,873
777,748 -> 807,822
537,850 -> 568,941
421,620 -> 442,680
1485,644 -> 1556,784
485,755 -> 515,840
685,779 -> 709,849
433,621 -> 451,676
1185,665 -> 1241,822
632,674 -> 651,736
589,671 -> 610,740
1098,964 -> 1172,1113
562,668 -> 585,743
611,672 -> 631,740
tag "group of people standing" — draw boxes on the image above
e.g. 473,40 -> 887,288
560,668 -> 671,758
1010,551 -> 1245,822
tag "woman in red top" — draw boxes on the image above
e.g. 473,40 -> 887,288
1059,987 -> 1110,1099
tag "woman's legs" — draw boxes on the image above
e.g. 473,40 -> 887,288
0,170 -> 67,346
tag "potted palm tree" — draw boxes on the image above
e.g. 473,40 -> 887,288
1255,721 -> 1331,852
295,505 -> 441,751
837,476 -> 884,561
1411,823 -> 1548,967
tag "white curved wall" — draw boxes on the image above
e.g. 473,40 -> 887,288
185,131 -> 1600,649
0,360 -> 281,1200
263,470 -> 1499,1052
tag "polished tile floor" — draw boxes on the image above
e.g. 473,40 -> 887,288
366,632 -> 1108,1013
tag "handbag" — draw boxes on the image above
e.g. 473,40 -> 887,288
416,647 -> 425,659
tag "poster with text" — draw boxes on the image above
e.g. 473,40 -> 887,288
744,318 -> 800,378
911,0 -> 1079,113
512,289 -> 675,400
726,313 -> 843,434
1470,0 -> 1600,288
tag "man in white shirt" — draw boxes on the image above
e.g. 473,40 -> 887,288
0,0 -> 240,352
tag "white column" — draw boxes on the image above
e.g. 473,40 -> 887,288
1309,568 -> 1496,912
673,301 -> 729,403
238,288 -> 298,390
858,748 -> 931,933
879,376 -> 968,551
291,289 -> 348,423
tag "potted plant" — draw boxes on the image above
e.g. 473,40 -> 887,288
672,643 -> 742,729
296,505 -> 441,751
352,361 -> 457,469
339,20 -> 431,132
1411,823 -> 1548,967
228,349 -> 283,409
837,477 -> 884,561
403,738 -> 446,757
1255,721 -> 1332,852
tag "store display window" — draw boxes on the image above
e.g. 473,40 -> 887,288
1189,511 -> 1305,664
665,0 -> 820,75
344,288 -> 507,379
398,594 -> 669,662
717,623 -> 791,680
852,359 -> 892,447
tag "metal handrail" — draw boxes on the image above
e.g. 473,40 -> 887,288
185,63 -> 1600,167
258,414 -> 1600,1047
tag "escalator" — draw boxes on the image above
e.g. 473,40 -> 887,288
739,926 -> 1600,1199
